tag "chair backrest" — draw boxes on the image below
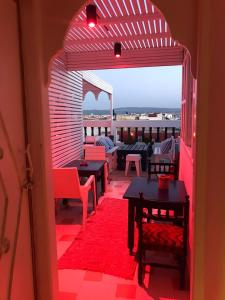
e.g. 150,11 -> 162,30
84,146 -> 106,160
170,135 -> 176,161
53,167 -> 81,199
148,161 -> 178,179
85,136 -> 96,144
137,192 -> 189,250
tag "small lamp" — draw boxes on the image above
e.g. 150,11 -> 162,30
86,4 -> 97,28
114,42 -> 121,58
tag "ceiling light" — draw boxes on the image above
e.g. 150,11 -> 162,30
114,42 -> 121,58
86,4 -> 97,28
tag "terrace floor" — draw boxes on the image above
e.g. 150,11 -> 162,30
56,170 -> 189,300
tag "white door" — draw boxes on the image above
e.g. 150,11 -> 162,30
0,1 -> 35,299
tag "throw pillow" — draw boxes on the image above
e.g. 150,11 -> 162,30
161,138 -> 172,154
104,137 -> 115,149
96,137 -> 110,151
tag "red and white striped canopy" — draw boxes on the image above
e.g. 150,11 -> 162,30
64,0 -> 185,70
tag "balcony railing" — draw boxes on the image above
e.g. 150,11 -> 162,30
83,120 -> 180,143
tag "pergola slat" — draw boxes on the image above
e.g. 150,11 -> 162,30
66,46 -> 184,71
65,0 -> 175,63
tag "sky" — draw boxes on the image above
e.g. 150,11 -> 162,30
83,66 -> 182,110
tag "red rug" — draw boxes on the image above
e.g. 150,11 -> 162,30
58,198 -> 137,280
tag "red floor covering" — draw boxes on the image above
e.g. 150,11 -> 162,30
58,198 -> 137,280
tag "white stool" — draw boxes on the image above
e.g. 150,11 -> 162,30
125,154 -> 142,176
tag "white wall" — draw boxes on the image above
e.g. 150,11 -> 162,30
49,55 -> 83,167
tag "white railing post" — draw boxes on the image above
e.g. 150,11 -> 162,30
83,119 -> 181,142
109,94 -> 114,138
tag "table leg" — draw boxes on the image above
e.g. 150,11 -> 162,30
128,199 -> 135,255
101,167 -> 105,195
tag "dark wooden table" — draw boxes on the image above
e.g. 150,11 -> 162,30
117,143 -> 151,171
63,160 -> 105,201
123,177 -> 188,254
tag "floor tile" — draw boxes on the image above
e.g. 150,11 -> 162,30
59,292 -> 77,300
60,234 -> 76,241
115,284 -> 137,299
58,270 -> 85,293
77,281 -> 116,300
84,271 -> 103,281
57,242 -> 73,259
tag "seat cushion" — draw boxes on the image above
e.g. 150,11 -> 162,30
142,223 -> 184,255
160,138 -> 172,154
96,137 -> 110,151
103,136 -> 115,149
106,146 -> 118,154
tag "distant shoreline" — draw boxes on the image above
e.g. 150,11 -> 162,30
83,107 -> 180,115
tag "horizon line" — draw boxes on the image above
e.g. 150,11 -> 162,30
83,106 -> 181,110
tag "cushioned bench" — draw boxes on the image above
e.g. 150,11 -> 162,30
84,136 -> 118,171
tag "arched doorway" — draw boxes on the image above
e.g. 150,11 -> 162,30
48,1 -> 195,299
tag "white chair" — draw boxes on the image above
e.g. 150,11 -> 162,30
53,167 -> 96,227
84,146 -> 109,192
125,154 -> 142,177
152,136 -> 176,163
85,135 -> 96,144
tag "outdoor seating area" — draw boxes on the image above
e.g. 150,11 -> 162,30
55,159 -> 189,300
54,129 -> 189,299
2,0 -> 225,298
50,15 -> 184,295
50,63 -> 184,299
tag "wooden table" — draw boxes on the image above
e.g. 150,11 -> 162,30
63,160 -> 105,201
123,177 -> 188,254
117,143 -> 152,171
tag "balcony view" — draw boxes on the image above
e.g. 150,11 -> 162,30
54,63 -> 190,299
1,1 -> 224,300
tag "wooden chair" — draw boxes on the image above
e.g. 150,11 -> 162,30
84,146 -> 109,192
136,192 -> 189,289
53,167 -> 96,227
147,160 -> 178,180
147,160 -> 179,220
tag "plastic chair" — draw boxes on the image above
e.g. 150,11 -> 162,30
53,167 -> 96,227
84,146 -> 109,192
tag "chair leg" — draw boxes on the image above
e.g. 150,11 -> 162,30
55,198 -> 61,215
138,249 -> 144,285
104,162 -> 109,192
92,180 -> 97,211
125,161 -> 130,176
82,197 -> 88,228
180,258 -> 186,290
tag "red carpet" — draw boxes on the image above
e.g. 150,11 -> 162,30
58,198 -> 137,280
